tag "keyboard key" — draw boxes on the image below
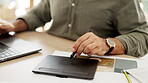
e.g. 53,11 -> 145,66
0,42 -> 20,61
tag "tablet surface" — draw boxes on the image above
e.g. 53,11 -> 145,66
32,55 -> 99,80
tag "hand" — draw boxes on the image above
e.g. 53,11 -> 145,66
0,19 -> 29,34
0,23 -> 15,34
72,32 -> 110,56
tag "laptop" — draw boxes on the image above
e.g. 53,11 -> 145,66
0,34 -> 42,62
32,55 -> 99,80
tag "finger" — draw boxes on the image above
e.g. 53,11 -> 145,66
83,42 -> 98,54
76,37 -> 94,56
88,47 -> 104,56
89,39 -> 107,56
72,32 -> 92,51
0,24 -> 13,34
0,24 -> 14,32
84,36 -> 102,55
96,50 -> 106,56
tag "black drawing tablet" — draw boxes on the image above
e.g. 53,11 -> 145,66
32,55 -> 99,80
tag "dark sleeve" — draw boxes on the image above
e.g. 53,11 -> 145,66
18,0 -> 51,30
115,0 -> 148,57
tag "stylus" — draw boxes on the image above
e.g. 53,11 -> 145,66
70,52 -> 76,59
70,30 -> 91,59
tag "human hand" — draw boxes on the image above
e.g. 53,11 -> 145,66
72,32 -> 110,56
0,23 -> 15,34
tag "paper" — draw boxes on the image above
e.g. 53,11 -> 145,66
52,51 -> 139,61
137,53 -> 148,68
52,51 -> 72,57
114,59 -> 137,73
126,67 -> 148,83
0,72 -> 130,83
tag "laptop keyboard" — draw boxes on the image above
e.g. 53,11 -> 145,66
0,42 -> 19,61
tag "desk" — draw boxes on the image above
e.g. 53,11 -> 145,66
0,31 -> 144,83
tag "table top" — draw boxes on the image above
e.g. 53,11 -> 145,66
0,31 -> 141,83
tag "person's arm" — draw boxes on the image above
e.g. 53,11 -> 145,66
12,19 -> 29,32
115,0 -> 148,57
72,32 -> 125,56
17,0 -> 51,31
72,0 -> 148,57
0,0 -> 51,34
0,19 -> 28,34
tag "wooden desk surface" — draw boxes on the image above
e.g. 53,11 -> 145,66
0,31 -> 136,81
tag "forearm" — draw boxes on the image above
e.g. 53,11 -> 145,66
116,31 -> 148,57
12,19 -> 29,32
18,0 -> 51,31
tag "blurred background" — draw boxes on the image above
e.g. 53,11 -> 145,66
0,0 -> 41,21
143,0 -> 148,22
0,0 -> 51,31
0,0 -> 148,31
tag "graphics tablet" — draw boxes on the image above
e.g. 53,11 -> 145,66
32,55 -> 99,80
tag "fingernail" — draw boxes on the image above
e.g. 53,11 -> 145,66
72,48 -> 76,52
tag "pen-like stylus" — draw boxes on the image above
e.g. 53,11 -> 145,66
70,52 -> 76,59
69,30 -> 91,59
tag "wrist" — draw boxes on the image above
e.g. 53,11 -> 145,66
107,38 -> 126,55
12,19 -> 29,32
104,38 -> 116,55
